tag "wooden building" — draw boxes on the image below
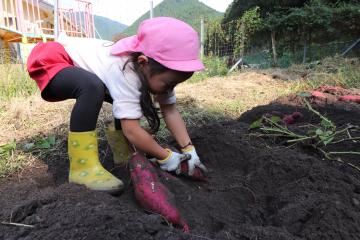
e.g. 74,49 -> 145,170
0,0 -> 95,63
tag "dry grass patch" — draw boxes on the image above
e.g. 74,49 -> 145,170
176,71 -> 292,117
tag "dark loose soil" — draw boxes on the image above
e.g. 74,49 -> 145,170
1,96 -> 360,240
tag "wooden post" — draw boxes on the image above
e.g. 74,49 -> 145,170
239,22 -> 246,57
271,30 -> 278,66
303,38 -> 307,64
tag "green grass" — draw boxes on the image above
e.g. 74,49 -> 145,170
188,56 -> 228,83
0,64 -> 37,100
0,141 -> 28,178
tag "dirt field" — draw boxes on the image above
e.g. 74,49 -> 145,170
1,85 -> 360,239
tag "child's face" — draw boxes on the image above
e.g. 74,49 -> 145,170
147,70 -> 189,94
137,55 -> 193,94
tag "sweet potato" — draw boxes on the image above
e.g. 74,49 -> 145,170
311,90 -> 327,99
339,95 -> 360,104
281,112 -> 303,125
176,161 -> 207,182
282,115 -> 295,125
129,153 -> 189,232
291,111 -> 303,119
316,85 -> 345,94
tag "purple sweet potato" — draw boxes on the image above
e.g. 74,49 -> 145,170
129,153 -> 189,232
177,161 -> 207,182
339,95 -> 360,104
282,112 -> 303,125
291,111 -> 303,119
311,90 -> 327,99
282,115 -> 295,125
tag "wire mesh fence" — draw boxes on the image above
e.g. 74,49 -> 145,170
203,20 -> 360,70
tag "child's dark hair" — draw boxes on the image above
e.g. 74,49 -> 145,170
124,52 -> 193,133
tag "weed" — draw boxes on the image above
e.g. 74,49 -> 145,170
0,135 -> 57,178
250,99 -> 360,170
0,140 -> 27,178
188,56 -> 228,84
0,64 -> 37,100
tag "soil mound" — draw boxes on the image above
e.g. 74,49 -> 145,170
1,97 -> 360,240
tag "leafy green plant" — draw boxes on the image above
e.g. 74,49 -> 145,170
250,99 -> 360,169
23,135 -> 57,151
0,140 -> 27,178
0,140 -> 16,159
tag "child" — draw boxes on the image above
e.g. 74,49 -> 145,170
27,17 -> 207,195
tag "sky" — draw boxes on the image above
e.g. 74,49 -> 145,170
49,0 -> 233,25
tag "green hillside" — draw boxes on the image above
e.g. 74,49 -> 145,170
94,15 -> 127,41
122,0 -> 222,36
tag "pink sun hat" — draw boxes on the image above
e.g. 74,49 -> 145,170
110,17 -> 205,72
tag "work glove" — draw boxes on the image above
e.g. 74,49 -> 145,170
156,149 -> 191,172
181,146 -> 208,176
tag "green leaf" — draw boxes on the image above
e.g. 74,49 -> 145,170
298,92 -> 311,97
315,129 -> 324,135
323,136 -> 334,146
0,140 -> 16,157
46,136 -> 56,146
36,140 -> 51,149
249,118 -> 263,129
270,116 -> 282,123
321,119 -> 334,129
325,131 -> 333,136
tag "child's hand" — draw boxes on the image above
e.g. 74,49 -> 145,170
181,146 -> 208,176
157,149 -> 191,172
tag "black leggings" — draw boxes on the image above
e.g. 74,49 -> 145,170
42,66 -> 121,132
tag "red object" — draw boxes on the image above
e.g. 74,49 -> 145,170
291,112 -> 303,119
178,161 -> 207,182
27,42 -> 74,93
129,153 -> 189,232
282,115 -> 295,125
317,85 -> 344,93
282,111 -> 303,125
338,95 -> 360,104
311,91 -> 327,99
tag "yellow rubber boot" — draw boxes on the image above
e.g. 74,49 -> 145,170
105,127 -> 133,166
68,131 -> 124,194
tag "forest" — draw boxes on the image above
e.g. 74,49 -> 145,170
205,0 -> 360,66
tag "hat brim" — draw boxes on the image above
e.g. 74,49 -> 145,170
110,35 -> 139,56
156,58 -> 205,72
